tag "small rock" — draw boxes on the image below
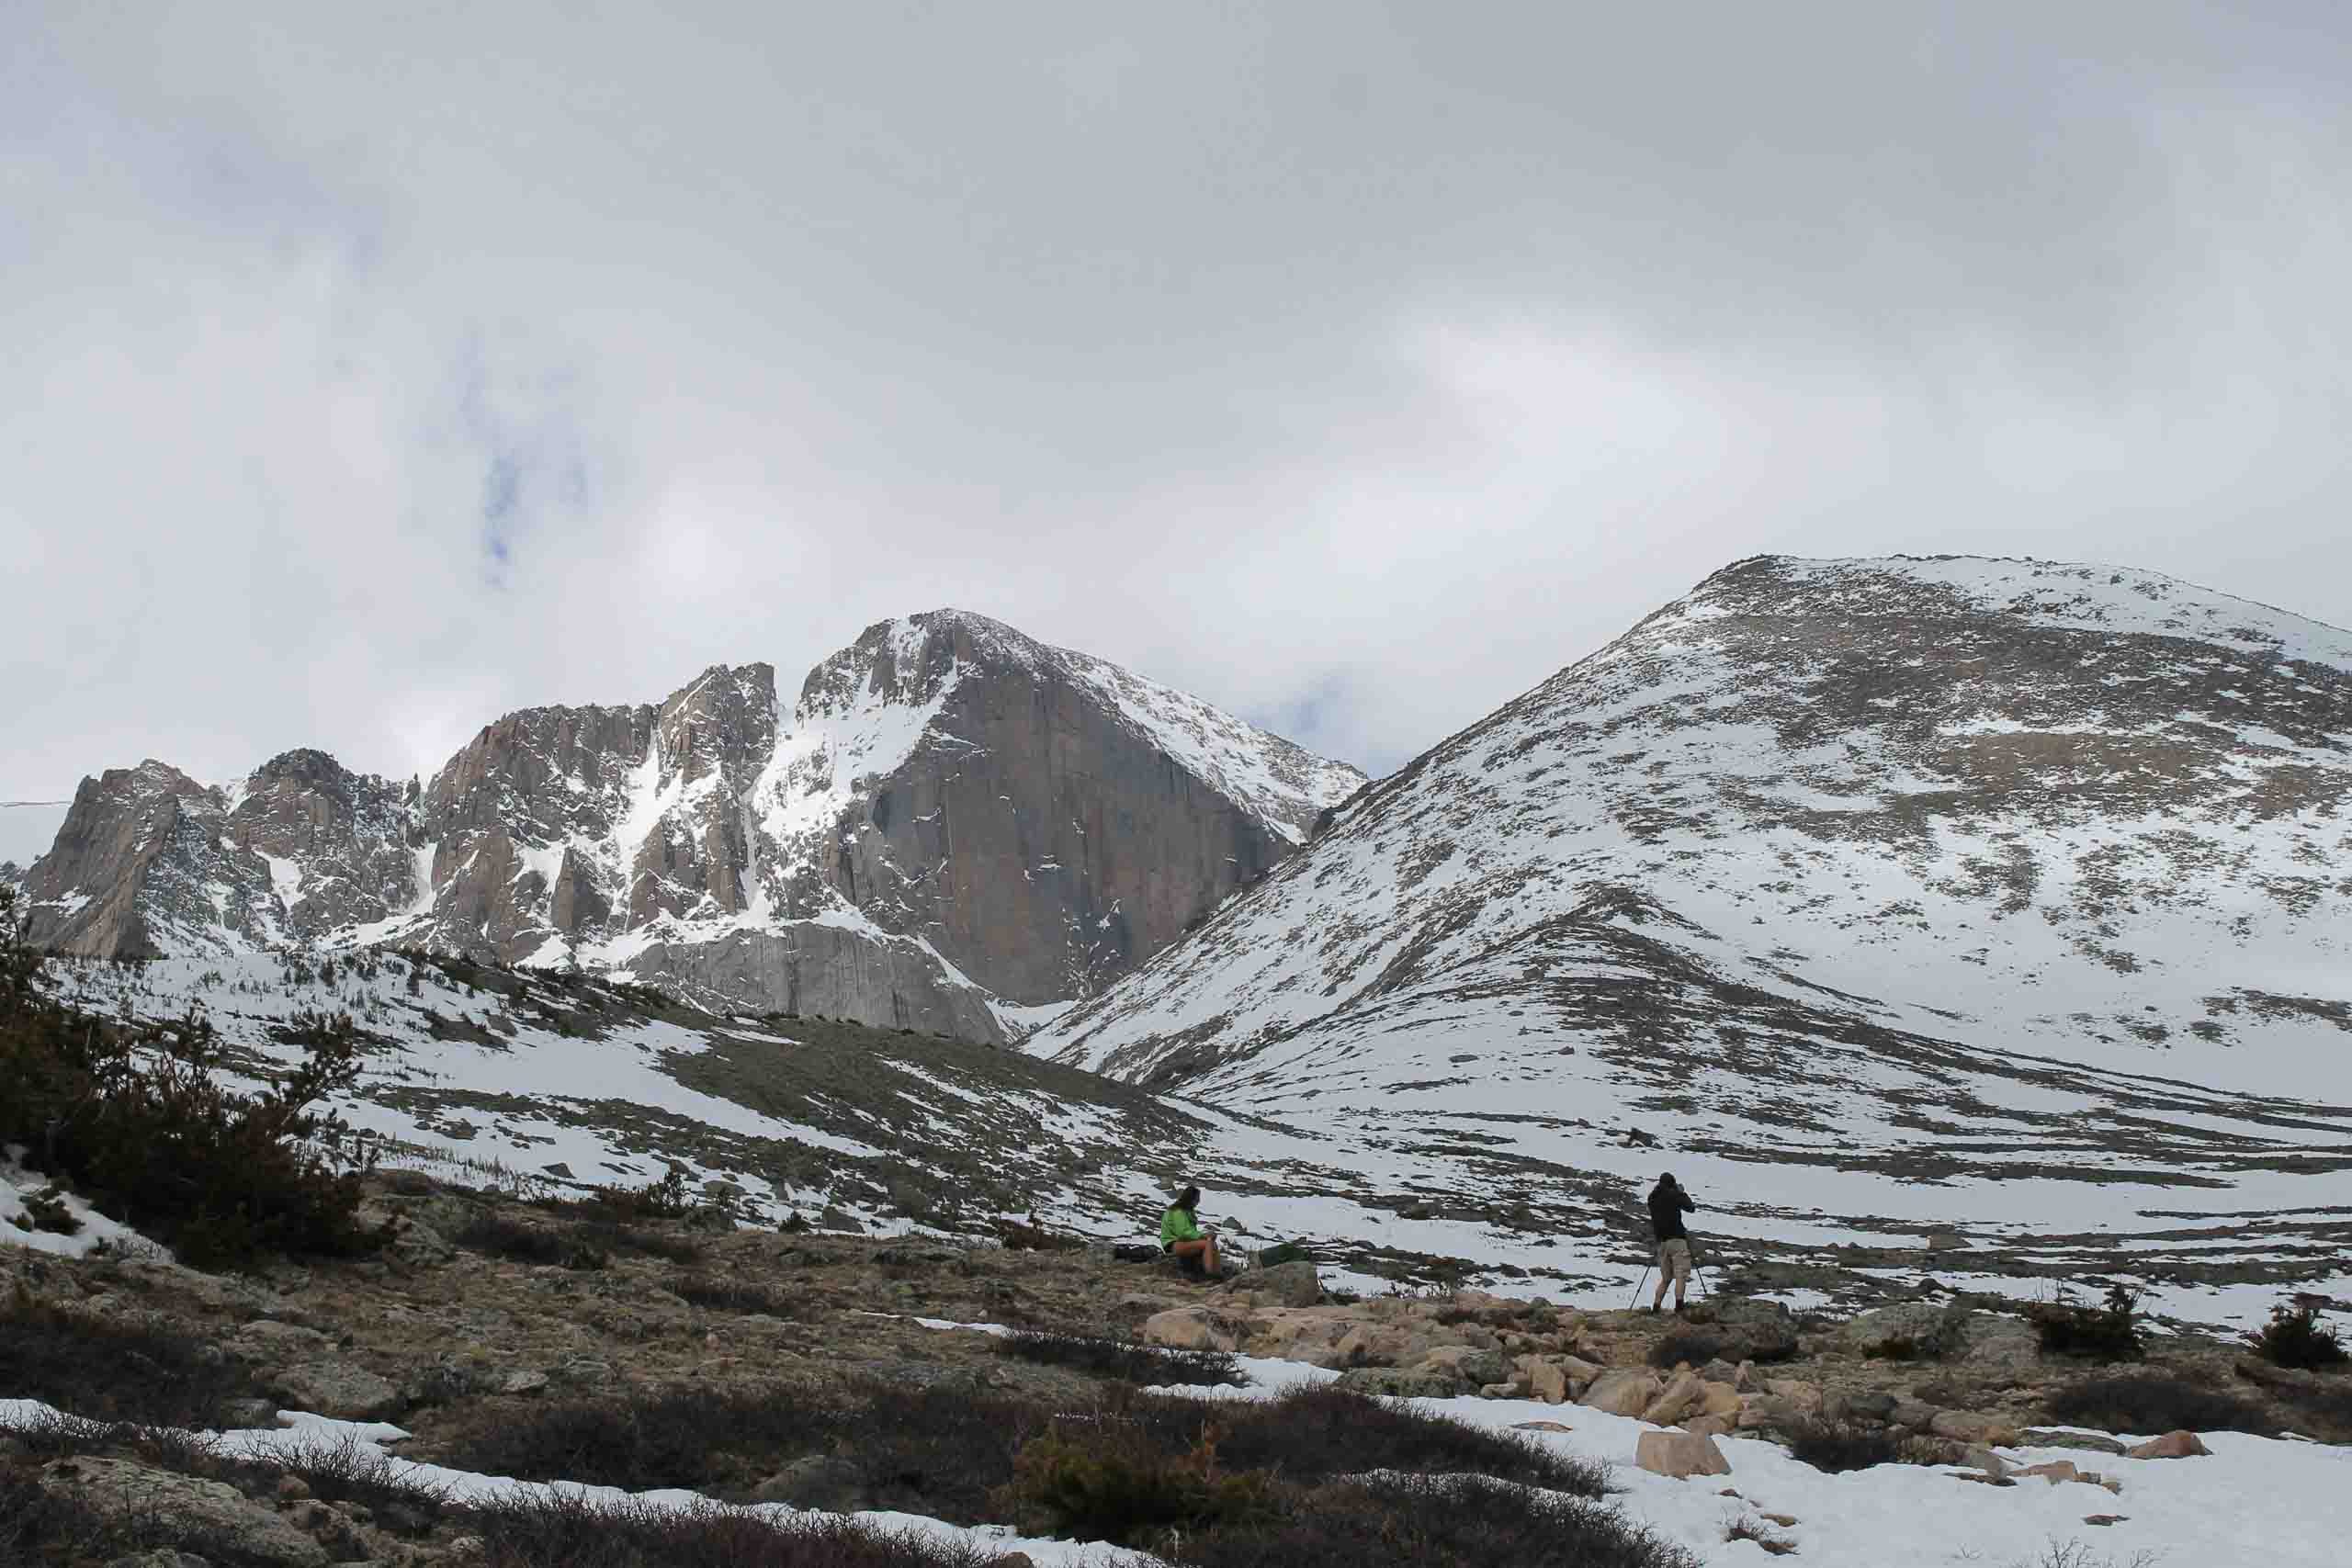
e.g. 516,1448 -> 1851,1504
499,1370 -> 549,1396
750,1453 -> 871,1511
1634,1429 -> 1731,1479
1479,1382 -> 1521,1399
1891,1398 -> 1939,1428
277,1473 -> 311,1502
1761,1512 -> 1799,1528
2016,1428 -> 2127,1456
2124,1429 -> 2211,1460
553,1356 -> 614,1386
1962,1445 -> 2008,1478
2084,1515 -> 2129,1527
1511,1420 -> 1574,1433
2016,1461 -> 2086,1486
1681,1415 -> 1735,1440
1823,1390 -> 1897,1426
220,1398 -> 279,1429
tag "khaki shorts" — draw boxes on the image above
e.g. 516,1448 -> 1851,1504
1657,1238 -> 1692,1283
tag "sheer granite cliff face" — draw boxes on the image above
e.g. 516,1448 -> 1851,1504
18,754 -> 418,959
16,614 -> 1363,1041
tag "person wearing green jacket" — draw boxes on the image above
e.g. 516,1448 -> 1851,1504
1159,1185 -> 1220,1278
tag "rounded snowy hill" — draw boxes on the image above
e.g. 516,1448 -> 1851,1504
1031,556 -> 2352,1320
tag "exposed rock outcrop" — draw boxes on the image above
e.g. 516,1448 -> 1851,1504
16,613 -> 1362,1041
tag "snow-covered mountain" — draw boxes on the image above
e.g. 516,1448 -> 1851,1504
1031,556 -> 2352,1321
13,611 -> 1363,1041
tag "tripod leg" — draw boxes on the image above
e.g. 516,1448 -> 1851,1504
1628,1264 -> 1652,1311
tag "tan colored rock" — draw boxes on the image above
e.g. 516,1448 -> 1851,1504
1928,1409 -> 2019,1446
1681,1414 -> 1735,1440
2017,1461 -> 2086,1485
1640,1371 -> 1710,1427
1580,1369 -> 1666,1417
1700,1382 -> 1744,1419
1417,1344 -> 1509,1384
1962,1445 -> 2008,1478
1760,1512 -> 1798,1529
1763,1378 -> 1822,1412
1518,1358 -> 1570,1404
1634,1429 -> 1732,1479
2125,1429 -> 2211,1460
1557,1355 -> 1602,1392
1140,1307 -> 1241,1352
1332,1323 -> 1431,1368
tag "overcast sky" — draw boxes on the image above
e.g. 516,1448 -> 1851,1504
5,3 -> 2348,807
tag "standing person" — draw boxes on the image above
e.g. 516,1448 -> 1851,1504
1160,1185 -> 1221,1278
1648,1173 -> 1697,1314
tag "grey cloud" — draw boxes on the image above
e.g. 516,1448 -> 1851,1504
3,2 -> 2347,798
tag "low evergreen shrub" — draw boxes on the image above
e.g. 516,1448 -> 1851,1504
0,889 -> 386,1269
457,1494 -> 1001,1568
1000,1425 -> 1276,1548
998,1330 -> 1241,1388
2250,1301 -> 2349,1371
2030,1283 -> 2146,1360
2046,1373 -> 2267,1435
1783,1418 -> 1904,1473
0,1297 -> 269,1428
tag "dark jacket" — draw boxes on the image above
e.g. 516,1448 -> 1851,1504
1648,1181 -> 1694,1244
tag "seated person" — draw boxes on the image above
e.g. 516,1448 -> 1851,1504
1159,1185 -> 1220,1277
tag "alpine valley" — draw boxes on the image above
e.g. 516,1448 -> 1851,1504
12,557 -> 2351,1329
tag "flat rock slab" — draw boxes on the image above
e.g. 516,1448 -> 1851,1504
39,1457 -> 329,1567
268,1359 -> 402,1422
1634,1429 -> 1732,1479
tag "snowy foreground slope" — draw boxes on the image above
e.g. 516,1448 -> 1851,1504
15,611 -> 1363,1041
6,1329 -> 2346,1568
1035,556 -> 2352,1324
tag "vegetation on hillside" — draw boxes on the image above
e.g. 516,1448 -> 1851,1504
0,886 -> 386,1267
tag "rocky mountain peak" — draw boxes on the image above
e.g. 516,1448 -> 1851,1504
19,614 -> 1362,1039
1038,551 -> 2351,1169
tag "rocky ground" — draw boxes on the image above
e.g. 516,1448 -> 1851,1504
4,1173 -> 2347,1566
